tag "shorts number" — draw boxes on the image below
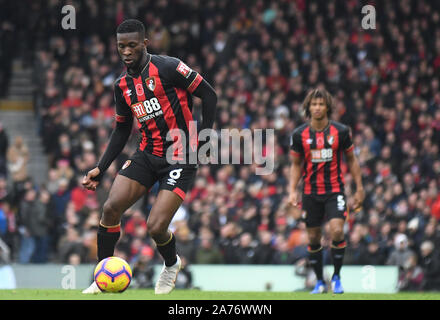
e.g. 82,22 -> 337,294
169,168 -> 183,180
337,195 -> 345,211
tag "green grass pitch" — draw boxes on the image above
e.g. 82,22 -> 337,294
1,289 -> 440,300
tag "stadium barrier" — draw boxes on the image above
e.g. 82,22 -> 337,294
0,264 -> 398,293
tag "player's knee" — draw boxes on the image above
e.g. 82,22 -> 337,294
308,236 -> 321,246
307,230 -> 321,245
331,228 -> 344,242
102,201 -> 121,225
147,218 -> 168,240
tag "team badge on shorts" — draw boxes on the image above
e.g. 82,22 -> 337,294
122,160 -> 131,170
145,77 -> 156,91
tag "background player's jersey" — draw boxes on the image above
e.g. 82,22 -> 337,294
114,54 -> 203,160
290,120 -> 354,195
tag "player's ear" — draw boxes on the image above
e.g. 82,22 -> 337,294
143,38 -> 149,47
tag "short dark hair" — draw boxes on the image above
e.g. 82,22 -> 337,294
302,88 -> 334,118
116,19 -> 145,38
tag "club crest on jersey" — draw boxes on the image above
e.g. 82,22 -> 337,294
327,135 -> 334,145
122,160 -> 131,170
176,61 -> 192,78
145,77 -> 156,91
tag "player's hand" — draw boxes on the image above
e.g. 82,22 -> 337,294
82,167 -> 101,191
197,140 -> 212,164
352,188 -> 365,213
288,191 -> 299,208
286,191 -> 302,220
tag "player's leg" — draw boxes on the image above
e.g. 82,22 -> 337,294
150,164 -> 197,294
303,194 -> 327,293
326,193 -> 348,294
306,226 -> 327,293
97,174 -> 147,261
328,218 -> 346,275
148,189 -> 183,294
83,174 -> 147,294
95,153 -> 157,262
147,189 -> 183,264
83,154 -> 156,294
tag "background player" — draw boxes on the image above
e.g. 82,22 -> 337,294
81,19 -> 217,294
288,88 -> 364,294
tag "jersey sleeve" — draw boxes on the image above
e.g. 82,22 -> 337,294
164,57 -> 204,94
341,126 -> 354,153
290,130 -> 304,157
114,83 -> 133,123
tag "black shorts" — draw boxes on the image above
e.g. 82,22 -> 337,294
302,193 -> 348,228
118,150 -> 198,201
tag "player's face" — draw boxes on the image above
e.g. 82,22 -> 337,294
309,97 -> 328,121
117,32 -> 146,68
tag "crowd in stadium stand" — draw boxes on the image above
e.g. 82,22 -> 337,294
1,0 -> 440,291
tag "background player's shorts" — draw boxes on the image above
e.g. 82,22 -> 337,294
301,193 -> 348,228
118,150 -> 197,201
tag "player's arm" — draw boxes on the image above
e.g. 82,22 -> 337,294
167,57 -> 217,131
289,151 -> 303,206
287,151 -> 303,220
192,79 -> 217,131
288,131 -> 304,208
82,87 -> 133,190
345,149 -> 364,211
343,128 -> 364,211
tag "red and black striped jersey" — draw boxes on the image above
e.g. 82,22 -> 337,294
290,120 -> 354,195
114,54 -> 203,160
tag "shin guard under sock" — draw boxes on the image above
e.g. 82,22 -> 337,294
331,239 -> 346,277
97,223 -> 121,261
308,244 -> 324,281
156,232 -> 177,267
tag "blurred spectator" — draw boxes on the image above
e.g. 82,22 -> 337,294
33,189 -> 52,263
218,222 -> 241,264
254,229 -> 275,264
0,237 -> 10,264
81,230 -> 98,263
57,227 -> 88,263
359,240 -> 387,266
52,178 -> 71,222
0,176 -> 11,203
123,209 -> 147,239
290,229 -> 309,264
175,222 -> 197,264
195,230 -> 223,264
131,245 -> 155,289
344,228 -> 367,265
420,240 -> 440,291
271,235 -> 294,265
386,234 -> 415,270
398,253 -> 424,292
236,232 -> 256,264
68,253 -> 82,265
0,201 -> 19,260
6,136 -> 29,205
0,203 -> 7,242
0,122 -> 9,177
17,189 -> 51,263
